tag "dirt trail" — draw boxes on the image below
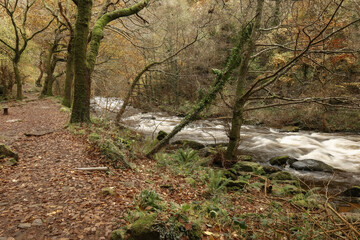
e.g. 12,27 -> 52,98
0,95 -> 179,239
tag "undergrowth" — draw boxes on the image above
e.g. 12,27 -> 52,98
65,118 -> 360,239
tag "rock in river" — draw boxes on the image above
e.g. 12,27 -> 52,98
269,156 -> 297,166
290,159 -> 334,172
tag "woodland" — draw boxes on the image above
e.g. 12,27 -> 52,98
1,0 -> 360,239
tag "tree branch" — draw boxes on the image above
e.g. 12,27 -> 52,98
116,34 -> 198,121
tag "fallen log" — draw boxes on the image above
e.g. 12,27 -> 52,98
24,131 -> 54,137
76,167 -> 109,171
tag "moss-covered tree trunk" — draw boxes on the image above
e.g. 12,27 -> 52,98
70,0 -> 149,123
225,0 -> 264,160
146,23 -> 254,158
41,47 -> 55,96
35,51 -> 45,87
70,0 -> 93,123
41,28 -> 63,97
62,37 -> 74,107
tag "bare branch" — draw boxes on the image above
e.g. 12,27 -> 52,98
116,34 -> 199,121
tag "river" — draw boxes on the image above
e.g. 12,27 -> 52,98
91,97 -> 360,190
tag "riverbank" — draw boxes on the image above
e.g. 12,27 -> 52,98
1,94 -> 360,239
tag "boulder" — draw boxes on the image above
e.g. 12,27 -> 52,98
269,156 -> 297,166
232,161 -> 264,175
0,144 -> 18,160
263,166 -> 281,174
290,159 -> 334,172
111,229 -> 125,240
280,126 -> 300,132
269,171 -> 294,181
225,179 -> 248,191
171,140 -> 205,150
342,186 -> 360,198
128,214 -> 160,240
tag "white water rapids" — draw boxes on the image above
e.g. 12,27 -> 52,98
91,97 -> 360,185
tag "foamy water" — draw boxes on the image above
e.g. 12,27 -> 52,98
91,97 -> 360,173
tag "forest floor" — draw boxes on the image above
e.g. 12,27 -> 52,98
1,88 -> 360,240
0,90 -> 205,239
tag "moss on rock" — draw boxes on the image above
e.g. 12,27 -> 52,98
226,179 -> 248,191
110,229 -> 125,240
0,144 -> 18,160
269,171 -> 294,181
269,156 -> 297,166
128,214 -> 160,240
233,161 -> 264,175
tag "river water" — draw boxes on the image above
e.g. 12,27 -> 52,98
91,97 -> 360,189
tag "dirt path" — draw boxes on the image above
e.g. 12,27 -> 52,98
0,96 -> 197,239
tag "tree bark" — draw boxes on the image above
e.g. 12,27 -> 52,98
62,37 -> 74,107
70,0 -> 149,123
35,51 -> 45,87
13,59 -> 22,100
225,0 -> 264,160
70,0 -> 93,123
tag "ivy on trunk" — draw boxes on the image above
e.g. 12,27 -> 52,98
70,0 -> 150,123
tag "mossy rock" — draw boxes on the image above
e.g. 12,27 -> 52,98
226,179 -> 248,191
280,126 -> 300,132
0,144 -> 18,160
172,140 -> 205,150
263,166 -> 281,174
3,158 -> 17,166
269,171 -> 294,181
269,156 -> 297,166
232,161 -> 265,175
156,131 -> 168,141
272,184 -> 305,196
128,214 -> 160,240
111,229 -> 125,240
342,186 -> 360,198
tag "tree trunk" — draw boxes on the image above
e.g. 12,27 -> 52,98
225,0 -> 264,160
41,46 -> 55,96
35,51 -> 45,87
70,0 -> 149,123
13,59 -> 22,100
70,0 -> 93,123
62,37 -> 74,107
